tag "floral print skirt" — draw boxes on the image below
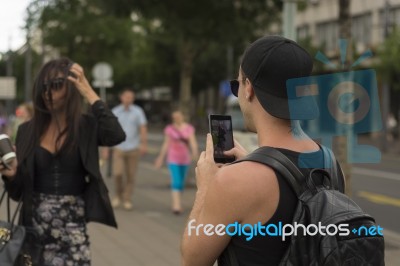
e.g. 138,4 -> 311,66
32,192 -> 91,266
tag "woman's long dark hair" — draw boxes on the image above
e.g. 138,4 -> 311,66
19,57 -> 82,160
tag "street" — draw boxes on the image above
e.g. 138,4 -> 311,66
353,163 -> 400,234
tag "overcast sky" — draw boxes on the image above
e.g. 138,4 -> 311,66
0,0 -> 31,53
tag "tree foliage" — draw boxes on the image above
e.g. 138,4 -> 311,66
33,0 -> 283,110
106,0 -> 283,112
377,28 -> 400,91
34,0 -> 135,91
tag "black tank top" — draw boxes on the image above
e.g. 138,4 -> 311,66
218,148 -> 336,266
34,145 -> 87,195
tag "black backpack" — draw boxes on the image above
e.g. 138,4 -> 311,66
231,146 -> 385,266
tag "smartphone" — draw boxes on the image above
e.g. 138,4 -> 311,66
209,114 -> 235,163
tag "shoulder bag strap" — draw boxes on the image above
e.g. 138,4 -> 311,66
1,187 -> 23,228
170,126 -> 189,147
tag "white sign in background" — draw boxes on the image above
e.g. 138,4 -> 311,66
0,77 -> 16,99
92,62 -> 113,101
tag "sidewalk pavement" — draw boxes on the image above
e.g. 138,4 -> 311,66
385,229 -> 400,266
90,161 -> 193,266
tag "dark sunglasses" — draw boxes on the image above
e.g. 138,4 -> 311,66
230,80 -> 239,97
43,78 -> 66,92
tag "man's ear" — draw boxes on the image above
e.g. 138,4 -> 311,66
245,78 -> 255,100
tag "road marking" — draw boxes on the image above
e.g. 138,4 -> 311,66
358,191 -> 400,208
353,167 -> 400,182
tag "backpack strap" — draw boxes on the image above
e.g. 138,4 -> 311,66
233,147 -> 307,198
232,146 -> 345,196
320,145 -> 345,193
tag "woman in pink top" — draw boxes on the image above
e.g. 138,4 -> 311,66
155,110 -> 198,214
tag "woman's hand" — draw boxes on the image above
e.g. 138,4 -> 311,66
140,143 -> 148,156
67,63 -> 101,104
0,158 -> 18,178
154,156 -> 164,169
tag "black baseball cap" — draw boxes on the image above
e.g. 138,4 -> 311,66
241,35 -> 315,120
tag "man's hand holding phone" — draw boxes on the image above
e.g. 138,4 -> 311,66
195,134 -> 220,193
223,139 -> 248,161
196,115 -> 249,192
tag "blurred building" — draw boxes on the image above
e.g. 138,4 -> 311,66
135,86 -> 173,124
291,0 -> 400,139
295,0 -> 400,55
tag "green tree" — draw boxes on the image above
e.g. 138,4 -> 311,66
377,28 -> 400,91
33,0 -> 283,115
100,0 -> 282,115
33,0 -> 135,91
297,37 -> 325,74
31,0 -> 182,95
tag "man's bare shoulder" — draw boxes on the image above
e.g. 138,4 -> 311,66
207,160 -> 279,223
214,161 -> 277,201
217,160 -> 276,185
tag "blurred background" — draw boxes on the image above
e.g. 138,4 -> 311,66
0,0 -> 400,265
1,0 -> 400,131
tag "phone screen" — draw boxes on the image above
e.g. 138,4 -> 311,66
209,114 -> 235,163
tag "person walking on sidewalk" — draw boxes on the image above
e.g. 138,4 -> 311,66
111,89 -> 148,210
1,58 -> 125,265
155,110 -> 198,214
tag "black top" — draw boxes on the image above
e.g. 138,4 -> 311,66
218,148 -> 328,266
34,146 -> 87,195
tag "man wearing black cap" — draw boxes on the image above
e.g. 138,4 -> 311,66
181,36 -> 327,265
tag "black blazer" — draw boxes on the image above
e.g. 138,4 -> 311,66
3,100 -> 126,228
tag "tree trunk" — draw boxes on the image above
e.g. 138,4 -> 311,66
179,40 -> 195,120
339,0 -> 351,43
337,0 -> 352,196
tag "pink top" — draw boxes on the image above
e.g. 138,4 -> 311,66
165,124 -> 195,165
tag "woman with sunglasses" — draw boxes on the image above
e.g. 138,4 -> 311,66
0,57 -> 125,265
